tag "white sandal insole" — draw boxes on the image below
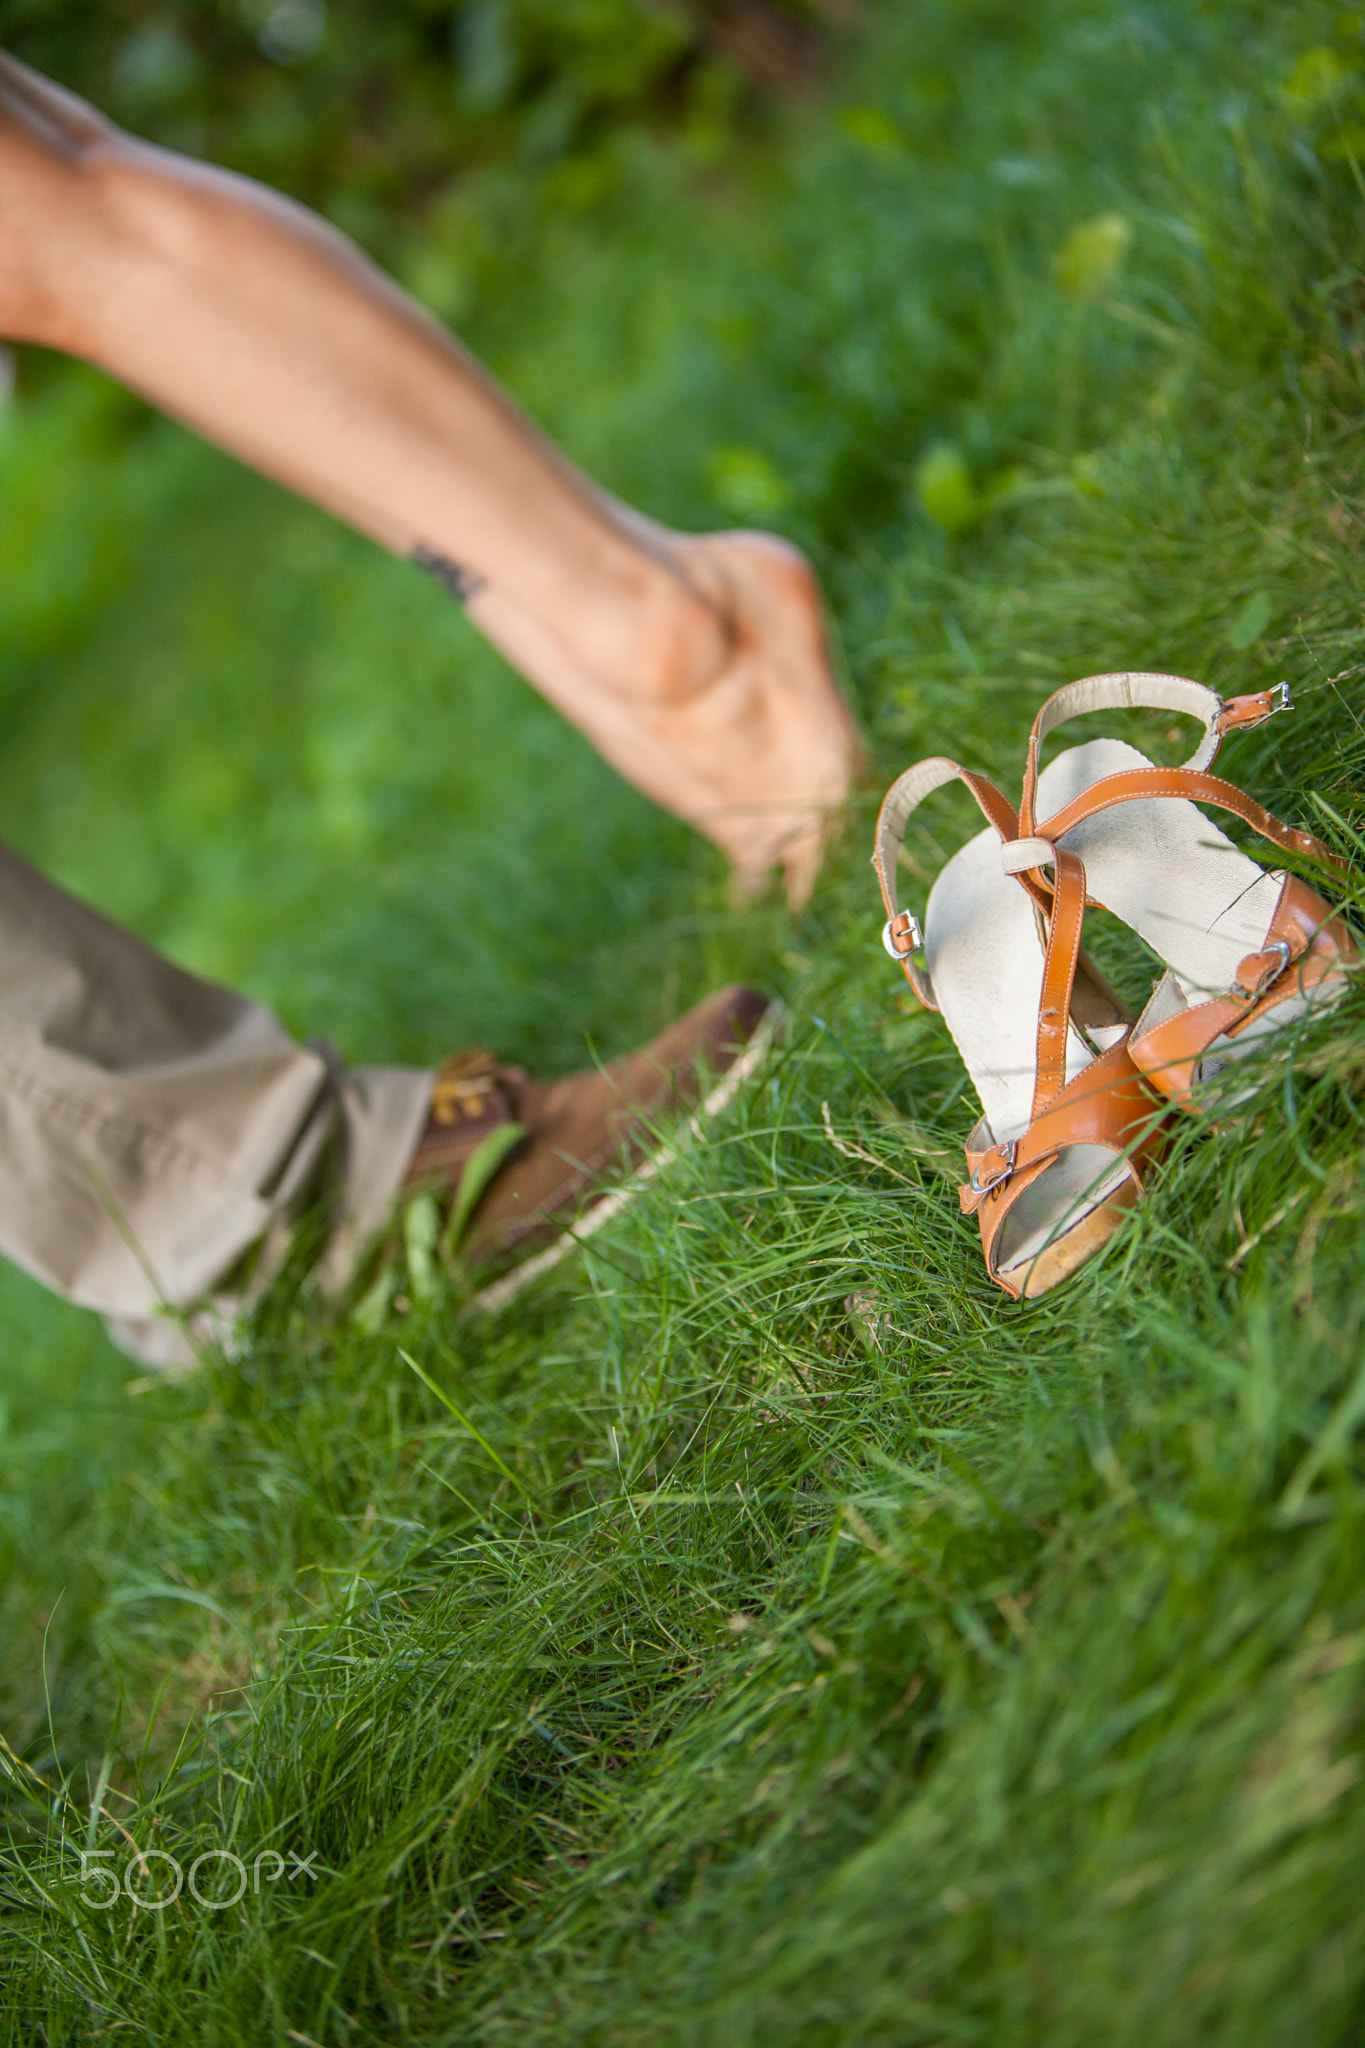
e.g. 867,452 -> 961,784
923,812 -> 1128,1274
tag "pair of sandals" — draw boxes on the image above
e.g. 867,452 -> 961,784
874,671 -> 1357,1297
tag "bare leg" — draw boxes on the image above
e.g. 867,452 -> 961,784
0,50 -> 860,904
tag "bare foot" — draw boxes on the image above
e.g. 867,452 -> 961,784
469,529 -> 863,908
656,531 -> 864,906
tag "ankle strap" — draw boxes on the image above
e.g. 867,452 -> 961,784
1020,670 -> 1292,835
1008,668 -> 1342,911
871,757 -> 1020,1010
1034,764 -> 1348,876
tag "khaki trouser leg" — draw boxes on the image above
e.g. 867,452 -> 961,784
0,841 -> 431,1369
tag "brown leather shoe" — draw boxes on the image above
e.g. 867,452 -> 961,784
403,985 -> 772,1304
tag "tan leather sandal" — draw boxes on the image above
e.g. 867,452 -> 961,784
1015,673 -> 1358,1111
874,758 -> 1166,1299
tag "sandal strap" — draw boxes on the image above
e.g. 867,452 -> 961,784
997,835 -> 1093,1119
1018,670 -> 1292,834
1008,669 -> 1340,901
961,1043 -> 1155,1215
1031,844 -> 1088,1120
962,1043 -> 1164,1293
1033,766 -> 1347,876
872,757 -> 1022,1009
1131,873 -> 1357,1104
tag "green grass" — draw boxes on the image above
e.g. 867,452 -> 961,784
5,1 -> 1365,2039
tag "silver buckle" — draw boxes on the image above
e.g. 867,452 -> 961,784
1244,680 -> 1294,727
882,913 -> 922,961
1230,937 -> 1292,1000
969,1139 -> 1017,1195
1214,680 -> 1293,736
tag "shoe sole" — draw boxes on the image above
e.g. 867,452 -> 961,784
468,1004 -> 781,1315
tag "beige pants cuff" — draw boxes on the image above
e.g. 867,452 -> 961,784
0,840 -> 431,1371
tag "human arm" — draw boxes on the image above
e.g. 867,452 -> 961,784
0,49 -> 859,902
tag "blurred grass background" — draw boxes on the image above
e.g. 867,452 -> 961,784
5,1 -> 1365,2041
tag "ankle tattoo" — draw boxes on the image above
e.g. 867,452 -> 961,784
411,544 -> 488,605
